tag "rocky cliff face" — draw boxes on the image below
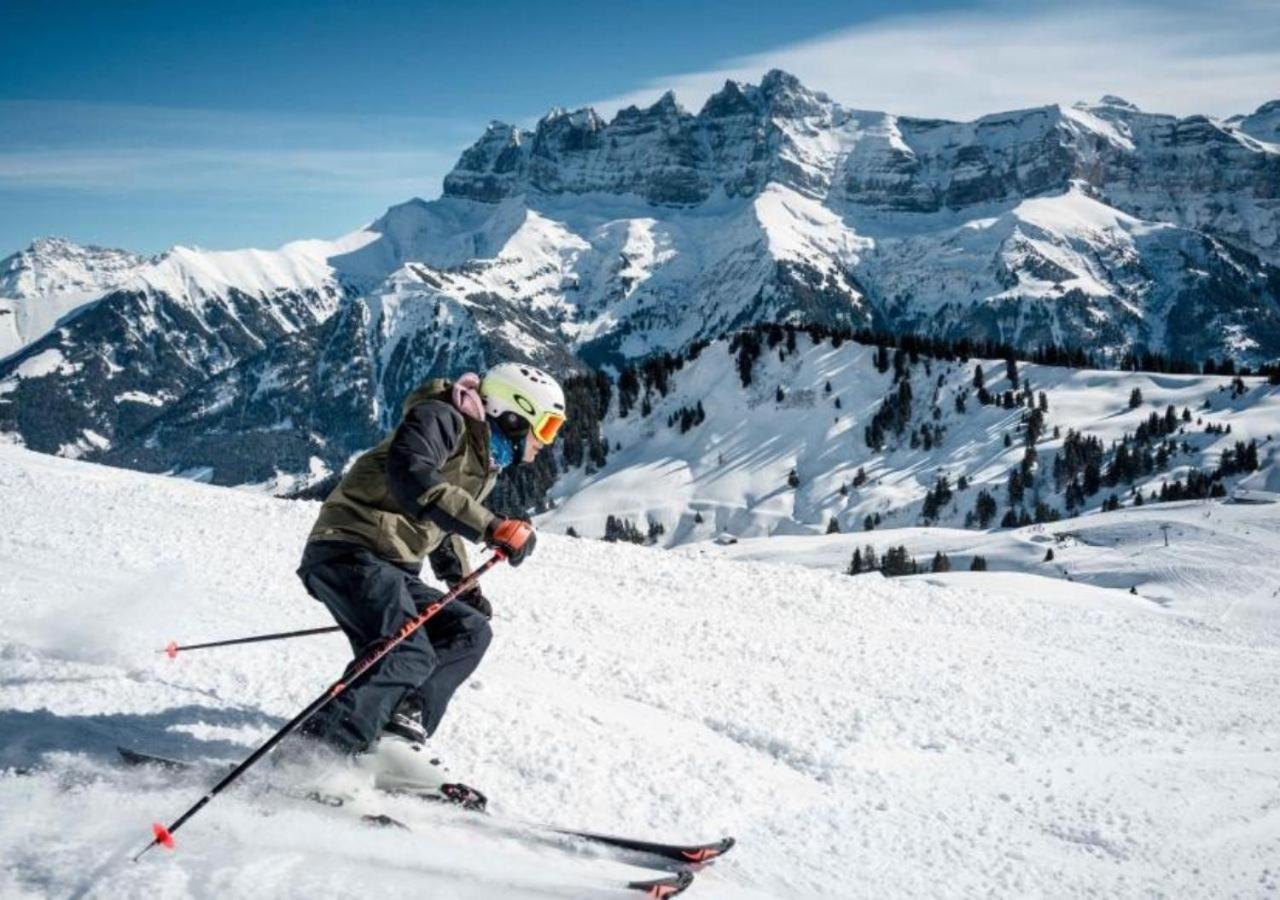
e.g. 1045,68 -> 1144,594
442,74 -> 1278,266
1,71 -> 1277,488
444,71 -> 842,206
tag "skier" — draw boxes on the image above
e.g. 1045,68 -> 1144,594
292,363 -> 566,806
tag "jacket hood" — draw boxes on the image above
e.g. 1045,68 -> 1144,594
400,373 -> 485,422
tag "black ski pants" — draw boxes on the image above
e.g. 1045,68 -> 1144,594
296,541 -> 492,754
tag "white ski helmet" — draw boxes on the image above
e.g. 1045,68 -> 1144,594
480,362 -> 567,445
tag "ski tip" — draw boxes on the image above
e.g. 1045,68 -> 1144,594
151,822 -> 175,850
681,836 -> 736,862
164,641 -> 179,659
628,871 -> 694,898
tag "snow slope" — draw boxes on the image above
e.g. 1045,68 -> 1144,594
2,446 -> 1279,897
543,330 -> 1280,544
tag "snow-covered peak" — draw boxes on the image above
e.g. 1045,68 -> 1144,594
1095,94 -> 1142,111
757,67 -> 832,117
0,237 -> 147,300
0,237 -> 150,359
1234,98 -> 1280,145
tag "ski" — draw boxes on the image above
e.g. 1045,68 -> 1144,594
118,747 -> 705,895
553,829 -> 735,865
627,870 -> 695,898
118,747 -> 197,771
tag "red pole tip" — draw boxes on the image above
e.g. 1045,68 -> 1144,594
165,641 -> 179,659
152,822 -> 175,849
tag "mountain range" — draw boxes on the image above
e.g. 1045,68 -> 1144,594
1,70 -> 1277,500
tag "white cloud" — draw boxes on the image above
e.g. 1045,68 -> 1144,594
590,0 -> 1280,121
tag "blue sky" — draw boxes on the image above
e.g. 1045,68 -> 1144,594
2,0 -> 1277,255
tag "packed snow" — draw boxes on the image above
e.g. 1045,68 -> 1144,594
1,445 -> 1278,897
697,499 -> 1280,626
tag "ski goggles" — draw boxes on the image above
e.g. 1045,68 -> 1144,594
484,380 -> 567,445
532,410 -> 566,445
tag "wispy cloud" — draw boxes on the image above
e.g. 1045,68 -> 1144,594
0,100 -> 479,195
0,147 -> 451,196
589,0 -> 1280,121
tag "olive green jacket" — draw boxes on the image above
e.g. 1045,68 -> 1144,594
306,379 -> 499,571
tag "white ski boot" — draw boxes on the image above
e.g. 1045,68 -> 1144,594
359,712 -> 487,811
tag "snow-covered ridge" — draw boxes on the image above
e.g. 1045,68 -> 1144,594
0,226 -> 393,364
1,443 -> 1278,897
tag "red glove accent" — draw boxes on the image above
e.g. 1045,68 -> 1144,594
486,518 -> 536,566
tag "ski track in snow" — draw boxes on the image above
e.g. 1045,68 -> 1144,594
1,446 -> 1279,897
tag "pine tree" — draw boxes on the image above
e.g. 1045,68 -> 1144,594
1007,469 -> 1025,506
1043,547 -> 1055,562
970,555 -> 988,571
1129,387 -> 1143,409
647,517 -> 666,544
848,548 -> 864,576
930,551 -> 951,573
604,514 -> 646,544
863,545 -> 879,571
882,545 -> 917,577
974,490 -> 998,528
874,344 -> 890,374
826,517 -> 841,534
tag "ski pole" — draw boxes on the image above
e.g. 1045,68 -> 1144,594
162,625 -> 340,659
133,550 -> 506,862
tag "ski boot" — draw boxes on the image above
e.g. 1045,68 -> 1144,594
361,707 -> 487,812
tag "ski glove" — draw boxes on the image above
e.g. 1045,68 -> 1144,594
460,585 -> 493,619
486,518 -> 536,567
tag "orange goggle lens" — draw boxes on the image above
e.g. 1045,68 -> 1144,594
533,412 -> 566,445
